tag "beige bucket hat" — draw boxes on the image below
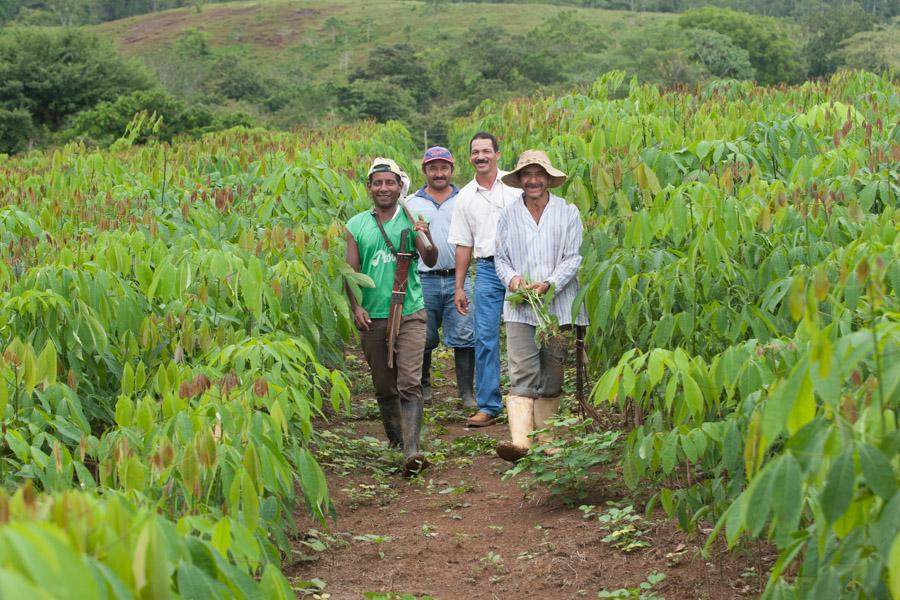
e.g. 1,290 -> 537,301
500,149 -> 567,188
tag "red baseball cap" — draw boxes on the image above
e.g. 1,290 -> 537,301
422,146 -> 454,166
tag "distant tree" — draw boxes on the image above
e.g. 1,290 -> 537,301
0,27 -> 151,150
678,7 -> 802,84
607,23 -> 705,87
65,88 -> 254,146
172,28 -> 211,58
323,16 -> 351,47
0,0 -> 25,23
689,29 -> 755,79
0,107 -> 36,154
349,43 -> 434,108
836,19 -> 900,72
799,3 -> 873,77
335,79 -> 418,123
210,55 -> 268,101
40,0 -> 90,25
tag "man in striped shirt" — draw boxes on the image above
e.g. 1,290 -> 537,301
493,150 -> 589,462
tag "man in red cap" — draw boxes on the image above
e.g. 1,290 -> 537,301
406,147 -> 476,408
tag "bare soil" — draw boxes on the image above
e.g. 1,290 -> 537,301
289,351 -> 767,600
104,3 -> 331,53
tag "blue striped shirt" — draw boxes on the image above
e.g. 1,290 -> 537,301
405,184 -> 459,272
495,193 -> 589,326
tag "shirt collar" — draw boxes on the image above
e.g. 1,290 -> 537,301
516,192 -> 559,209
371,205 -> 401,222
414,184 -> 459,205
473,170 -> 508,192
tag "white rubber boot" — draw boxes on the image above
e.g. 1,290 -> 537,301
533,396 -> 561,454
495,395 -> 535,462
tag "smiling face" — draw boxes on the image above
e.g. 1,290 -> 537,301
367,171 -> 401,209
518,165 -> 550,202
423,160 -> 453,192
469,138 -> 499,178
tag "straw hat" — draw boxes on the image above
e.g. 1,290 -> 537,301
500,150 -> 567,188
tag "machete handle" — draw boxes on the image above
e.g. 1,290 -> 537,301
398,197 -> 434,252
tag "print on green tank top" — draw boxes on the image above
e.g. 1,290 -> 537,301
346,208 -> 425,319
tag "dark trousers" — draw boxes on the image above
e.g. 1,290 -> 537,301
359,310 -> 427,403
359,310 -> 427,456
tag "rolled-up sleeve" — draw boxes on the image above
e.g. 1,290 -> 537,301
447,196 -> 473,247
494,211 -> 516,289
545,206 -> 583,290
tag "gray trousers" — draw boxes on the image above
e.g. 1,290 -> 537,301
506,322 -> 567,399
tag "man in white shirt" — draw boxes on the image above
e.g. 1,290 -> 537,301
447,132 -> 520,427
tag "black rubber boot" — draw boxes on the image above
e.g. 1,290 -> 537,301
454,347 -> 476,408
421,350 -> 433,404
377,396 -> 403,449
400,398 -> 429,476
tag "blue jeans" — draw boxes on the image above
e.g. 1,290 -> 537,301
421,273 -> 475,351
473,259 -> 505,416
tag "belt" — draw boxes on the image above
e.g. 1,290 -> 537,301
422,269 -> 455,277
478,256 -> 494,262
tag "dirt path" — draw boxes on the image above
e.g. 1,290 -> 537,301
289,352 -> 764,599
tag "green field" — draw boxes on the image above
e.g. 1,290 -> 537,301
0,65 -> 897,597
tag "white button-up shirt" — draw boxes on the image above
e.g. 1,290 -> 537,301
447,170 -> 520,259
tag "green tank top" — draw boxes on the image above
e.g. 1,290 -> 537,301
346,207 -> 425,318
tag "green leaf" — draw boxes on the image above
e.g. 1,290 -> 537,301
859,444 -> 897,500
210,518 -> 232,561
889,531 -> 900,600
115,395 -> 134,428
647,349 -> 665,387
259,564 -> 294,600
822,449 -> 855,524
177,562 -> 224,599
241,471 -> 260,532
660,431 -> 678,475
745,464 -> 774,537
121,363 -> 134,396
682,373 -> 703,420
36,342 -> 57,387
763,359 -> 808,443
771,454 -> 803,547
786,371 -> 815,435
124,456 -> 147,492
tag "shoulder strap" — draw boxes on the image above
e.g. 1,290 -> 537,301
372,211 -> 399,256
372,210 -> 416,257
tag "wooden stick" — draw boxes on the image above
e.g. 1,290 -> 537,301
398,196 -> 434,251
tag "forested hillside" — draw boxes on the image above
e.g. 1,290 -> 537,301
1,0 -> 897,154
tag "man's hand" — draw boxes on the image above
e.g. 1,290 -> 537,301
526,280 -> 551,295
455,287 -> 470,315
509,276 -> 524,292
353,305 -> 372,331
413,213 -> 430,237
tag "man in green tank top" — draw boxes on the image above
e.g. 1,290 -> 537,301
345,157 -> 437,476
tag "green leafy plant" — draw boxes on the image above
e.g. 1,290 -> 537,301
504,418 -> 619,506
595,502 -> 652,553
456,69 -> 899,597
597,571 -> 666,599
507,281 -> 560,348
353,533 -> 393,560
